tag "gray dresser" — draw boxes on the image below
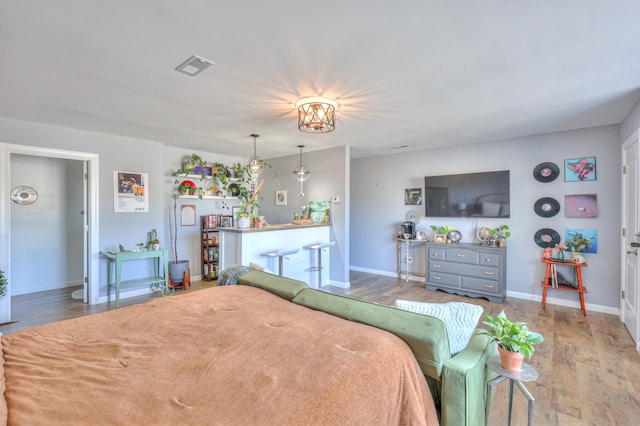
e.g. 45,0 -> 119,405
425,242 -> 506,303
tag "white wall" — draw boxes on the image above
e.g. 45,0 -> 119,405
351,125 -> 621,311
10,155 -> 84,295
621,98 -> 640,142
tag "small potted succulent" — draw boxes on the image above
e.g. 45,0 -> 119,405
480,310 -> 544,370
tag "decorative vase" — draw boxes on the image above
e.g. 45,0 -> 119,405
498,345 -> 524,371
557,250 -> 564,260
237,217 -> 250,228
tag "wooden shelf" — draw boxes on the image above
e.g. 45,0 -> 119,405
540,281 -> 587,293
178,195 -> 238,200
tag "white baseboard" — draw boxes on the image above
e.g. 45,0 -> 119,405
350,267 -> 620,315
94,275 -> 195,305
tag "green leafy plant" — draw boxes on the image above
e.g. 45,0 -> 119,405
430,225 -> 456,235
0,269 -> 8,298
480,310 -> 543,358
490,225 -> 511,239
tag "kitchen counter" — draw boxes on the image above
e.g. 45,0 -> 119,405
221,222 -> 329,233
218,223 -> 332,286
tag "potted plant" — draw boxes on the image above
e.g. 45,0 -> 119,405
489,225 -> 511,247
168,195 -> 189,284
0,269 -> 8,298
480,310 -> 544,370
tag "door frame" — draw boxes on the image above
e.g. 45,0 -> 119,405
0,143 -> 100,324
621,129 -> 640,351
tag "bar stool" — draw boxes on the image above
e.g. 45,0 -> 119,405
260,247 -> 299,277
303,241 -> 335,288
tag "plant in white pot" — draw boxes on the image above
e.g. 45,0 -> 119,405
480,310 -> 544,370
168,195 -> 189,284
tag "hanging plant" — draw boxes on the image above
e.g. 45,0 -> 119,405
0,269 -> 8,297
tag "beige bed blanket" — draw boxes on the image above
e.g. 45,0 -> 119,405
1,285 -> 437,425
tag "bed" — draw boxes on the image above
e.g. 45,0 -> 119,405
0,285 -> 437,425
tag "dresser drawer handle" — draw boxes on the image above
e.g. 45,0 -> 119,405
484,258 -> 492,262
456,254 -> 466,257
432,264 -> 441,268
432,276 -> 441,280
433,253 -> 439,257
483,284 -> 494,288
483,271 -> 494,276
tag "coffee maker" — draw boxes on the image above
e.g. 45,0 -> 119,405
401,221 -> 415,239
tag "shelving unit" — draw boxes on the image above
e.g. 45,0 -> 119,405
201,215 -> 220,281
540,258 -> 588,316
174,173 -> 240,199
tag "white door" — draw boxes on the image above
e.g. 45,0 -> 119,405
622,130 -> 640,351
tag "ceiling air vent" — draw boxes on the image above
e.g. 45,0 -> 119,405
175,55 -> 214,76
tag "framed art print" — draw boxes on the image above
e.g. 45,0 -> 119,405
564,194 -> 597,218
114,171 -> 149,212
565,157 -> 596,182
276,189 -> 287,206
180,205 -> 196,226
404,188 -> 422,205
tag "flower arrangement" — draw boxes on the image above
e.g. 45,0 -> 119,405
555,243 -> 568,260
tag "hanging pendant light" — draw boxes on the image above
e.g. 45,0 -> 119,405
293,145 -> 310,182
293,145 -> 310,198
247,133 -> 264,179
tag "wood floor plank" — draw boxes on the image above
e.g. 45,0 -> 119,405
1,270 -> 639,425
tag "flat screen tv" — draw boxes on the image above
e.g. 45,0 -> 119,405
424,170 -> 510,218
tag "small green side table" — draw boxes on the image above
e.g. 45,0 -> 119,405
485,355 -> 538,426
102,249 -> 169,308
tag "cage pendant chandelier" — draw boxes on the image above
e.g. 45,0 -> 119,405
246,133 -> 264,179
295,97 -> 336,133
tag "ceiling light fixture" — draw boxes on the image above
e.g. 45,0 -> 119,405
247,133 -> 264,179
175,55 -> 214,76
295,97 -> 337,134
293,145 -> 310,198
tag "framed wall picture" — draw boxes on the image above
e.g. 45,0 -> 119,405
564,157 -> 596,182
564,194 -> 597,218
434,233 -> 447,243
276,189 -> 287,206
404,188 -> 422,205
113,171 -> 149,212
180,205 -> 196,226
565,228 -> 597,253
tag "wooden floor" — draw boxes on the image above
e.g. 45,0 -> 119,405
2,270 -> 639,425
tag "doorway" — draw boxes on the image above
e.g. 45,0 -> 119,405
622,130 -> 639,352
0,144 -> 99,324
10,154 -> 85,297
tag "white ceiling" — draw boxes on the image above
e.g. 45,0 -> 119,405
1,1 -> 639,159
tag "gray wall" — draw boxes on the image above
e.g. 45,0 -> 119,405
10,155 -> 84,295
261,146 -> 350,285
351,125 -> 621,311
0,117 -> 166,299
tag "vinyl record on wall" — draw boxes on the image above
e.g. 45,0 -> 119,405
533,228 -> 561,248
534,197 -> 560,218
533,162 -> 560,183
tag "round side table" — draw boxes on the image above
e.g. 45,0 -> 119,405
485,355 -> 539,426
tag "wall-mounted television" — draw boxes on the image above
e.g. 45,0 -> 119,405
424,170 -> 510,218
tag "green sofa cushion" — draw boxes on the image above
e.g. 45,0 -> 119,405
238,271 -> 309,301
292,288 -> 450,380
